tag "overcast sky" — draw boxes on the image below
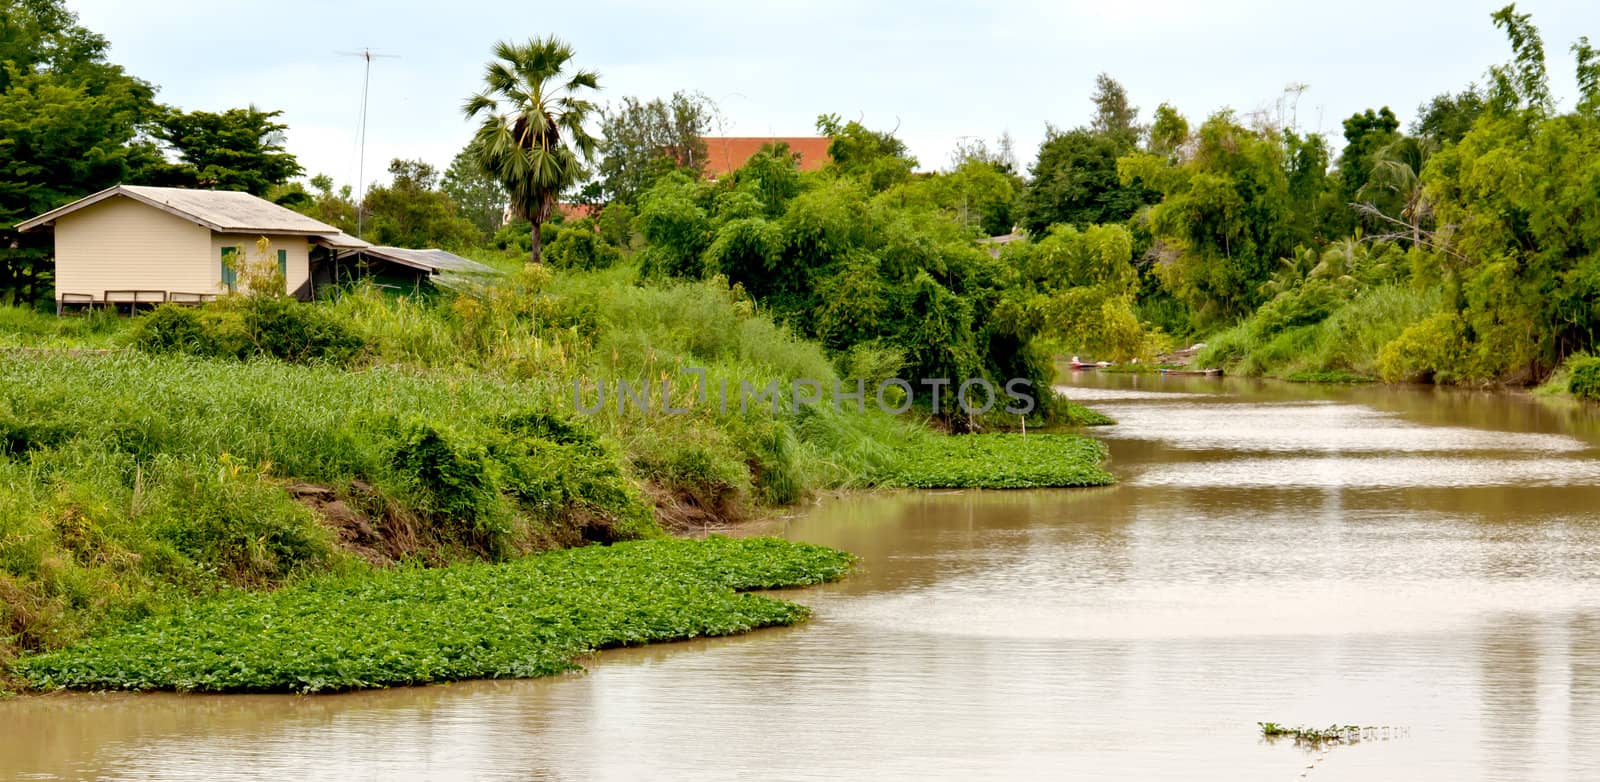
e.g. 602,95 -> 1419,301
68,0 -> 1600,191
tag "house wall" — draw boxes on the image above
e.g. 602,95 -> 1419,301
53,196 -> 213,299
210,234 -> 312,296
51,196 -> 317,301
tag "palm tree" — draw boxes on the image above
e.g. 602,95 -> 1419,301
1357,136 -> 1436,248
463,37 -> 599,265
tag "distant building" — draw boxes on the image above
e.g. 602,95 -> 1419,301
500,202 -> 598,227
492,137 -> 835,228
700,137 -> 832,180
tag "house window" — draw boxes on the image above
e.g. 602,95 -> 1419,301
277,250 -> 288,284
220,247 -> 238,292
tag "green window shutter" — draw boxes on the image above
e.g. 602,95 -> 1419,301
277,250 -> 288,283
220,247 -> 238,292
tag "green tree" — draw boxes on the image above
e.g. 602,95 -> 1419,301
1147,103 -> 1189,158
293,174 -> 357,235
731,141 -> 803,217
1401,3 -> 1600,380
1357,136 -> 1436,246
1578,37 -> 1600,116
463,36 -> 600,265
1118,111 -> 1296,325
1021,127 -> 1154,235
145,106 -> 303,196
636,172 -> 711,278
998,224 -> 1146,360
816,114 -> 917,191
1334,107 -> 1400,213
0,0 -> 148,94
1487,3 -> 1552,113
596,91 -> 714,205
1414,88 -> 1486,146
361,159 -> 482,250
0,0 -> 160,302
441,142 -> 507,239
1090,73 -> 1141,147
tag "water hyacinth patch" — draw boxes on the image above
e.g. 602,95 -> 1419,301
881,434 -> 1114,489
18,536 -> 853,693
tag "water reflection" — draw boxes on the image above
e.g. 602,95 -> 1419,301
4,374 -> 1600,780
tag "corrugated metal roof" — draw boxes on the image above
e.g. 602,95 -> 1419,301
313,231 -> 371,250
339,246 -> 500,276
16,184 -> 340,235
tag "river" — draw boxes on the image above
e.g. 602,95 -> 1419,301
4,374 -> 1600,780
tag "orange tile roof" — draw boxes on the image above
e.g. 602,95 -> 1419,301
556,203 -> 599,221
700,137 -> 832,178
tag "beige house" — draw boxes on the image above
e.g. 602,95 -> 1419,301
16,184 -> 367,312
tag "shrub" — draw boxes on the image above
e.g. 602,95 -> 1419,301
630,437 -> 750,517
596,203 -> 637,248
231,296 -> 365,364
1569,356 -> 1600,400
129,299 -> 365,365
127,305 -> 207,355
1377,312 -> 1469,383
388,420 -> 508,556
545,224 -> 622,271
1249,280 -> 1341,341
148,455 -> 337,587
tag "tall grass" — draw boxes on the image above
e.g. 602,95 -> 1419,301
1196,284 -> 1440,378
0,306 -> 124,349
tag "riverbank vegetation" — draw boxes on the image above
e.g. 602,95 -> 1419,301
17,536 -> 852,693
1130,7 -> 1600,394
1566,355 -> 1600,401
0,9 -> 1120,678
884,434 -> 1111,489
0,271 -> 1115,677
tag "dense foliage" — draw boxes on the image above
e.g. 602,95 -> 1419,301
129,299 -> 365,365
1568,356 -> 1600,401
1125,5 -> 1600,388
141,106 -> 303,196
595,91 -> 714,205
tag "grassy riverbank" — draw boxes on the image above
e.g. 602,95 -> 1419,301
17,536 -> 852,693
0,266 -> 1116,688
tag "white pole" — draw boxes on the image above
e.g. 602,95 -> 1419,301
356,50 -> 371,239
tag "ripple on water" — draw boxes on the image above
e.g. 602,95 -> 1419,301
828,577 -> 1600,640
1055,385 -> 1218,402
1099,401 -> 1591,453
1133,455 -> 1600,488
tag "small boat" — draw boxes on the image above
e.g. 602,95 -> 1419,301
1160,368 -> 1224,377
1069,356 -> 1112,370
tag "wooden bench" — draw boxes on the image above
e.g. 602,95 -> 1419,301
56,292 -> 97,316
166,292 -> 218,306
103,290 -> 169,315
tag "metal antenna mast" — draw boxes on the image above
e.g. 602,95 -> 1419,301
337,48 -> 398,239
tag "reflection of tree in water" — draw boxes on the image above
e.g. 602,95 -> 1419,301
781,488 -> 1134,596
1568,612 -> 1600,777
1478,613 -> 1542,781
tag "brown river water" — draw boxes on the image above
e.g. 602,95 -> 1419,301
5,373 -> 1600,781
